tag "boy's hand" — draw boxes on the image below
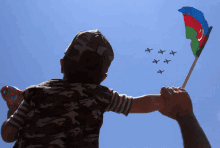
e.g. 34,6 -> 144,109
7,103 -> 19,119
159,86 -> 193,120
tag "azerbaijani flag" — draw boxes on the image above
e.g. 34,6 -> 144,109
178,7 -> 212,57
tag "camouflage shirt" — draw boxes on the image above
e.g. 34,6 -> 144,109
10,78 -> 133,148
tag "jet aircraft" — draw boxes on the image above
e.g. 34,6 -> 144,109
152,59 -> 160,64
157,70 -> 164,74
145,48 -> 153,53
158,49 -> 165,54
170,50 -> 177,55
164,59 -> 171,64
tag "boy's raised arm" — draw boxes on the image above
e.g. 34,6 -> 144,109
129,94 -> 165,113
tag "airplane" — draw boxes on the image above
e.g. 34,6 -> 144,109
158,49 -> 165,54
170,50 -> 177,55
152,59 -> 160,64
164,59 -> 171,64
157,70 -> 164,74
145,48 -> 153,53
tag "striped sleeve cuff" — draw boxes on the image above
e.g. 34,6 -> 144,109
8,99 -> 30,129
105,90 -> 133,116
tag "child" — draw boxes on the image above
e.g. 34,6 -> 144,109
1,30 -> 165,148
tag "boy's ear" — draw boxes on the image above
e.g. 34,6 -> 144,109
60,58 -> 64,73
102,73 -> 107,82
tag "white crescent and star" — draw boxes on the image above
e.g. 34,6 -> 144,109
198,29 -> 204,42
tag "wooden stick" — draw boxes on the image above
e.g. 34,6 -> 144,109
182,57 -> 199,88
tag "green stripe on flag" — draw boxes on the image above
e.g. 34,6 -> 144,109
185,26 -> 200,57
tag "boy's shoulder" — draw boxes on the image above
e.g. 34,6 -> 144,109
23,78 -> 114,97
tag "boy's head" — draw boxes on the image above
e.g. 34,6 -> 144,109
60,30 -> 114,85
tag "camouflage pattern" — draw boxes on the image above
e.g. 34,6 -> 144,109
14,79 -> 133,148
64,29 -> 114,75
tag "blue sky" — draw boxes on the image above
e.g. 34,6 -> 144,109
0,0 -> 219,148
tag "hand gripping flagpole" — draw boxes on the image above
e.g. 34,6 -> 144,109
182,57 -> 199,88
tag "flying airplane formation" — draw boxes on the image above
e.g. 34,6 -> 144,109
152,59 -> 160,64
158,49 -> 165,54
144,48 -> 177,74
164,59 -> 171,64
170,50 -> 177,55
145,48 -> 153,53
157,70 -> 164,74
145,48 -> 177,56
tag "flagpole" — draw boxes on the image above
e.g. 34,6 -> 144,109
182,57 -> 199,88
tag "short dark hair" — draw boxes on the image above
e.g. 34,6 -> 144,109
62,50 -> 104,85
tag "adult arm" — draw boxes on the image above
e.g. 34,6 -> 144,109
159,87 -> 211,148
177,112 -> 211,148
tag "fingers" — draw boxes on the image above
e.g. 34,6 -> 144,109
161,86 -> 187,96
160,87 -> 169,97
168,86 -> 186,91
162,86 -> 184,95
166,86 -> 191,100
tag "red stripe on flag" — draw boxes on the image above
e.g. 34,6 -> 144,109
183,14 -> 205,46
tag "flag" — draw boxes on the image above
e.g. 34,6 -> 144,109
178,7 -> 212,57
